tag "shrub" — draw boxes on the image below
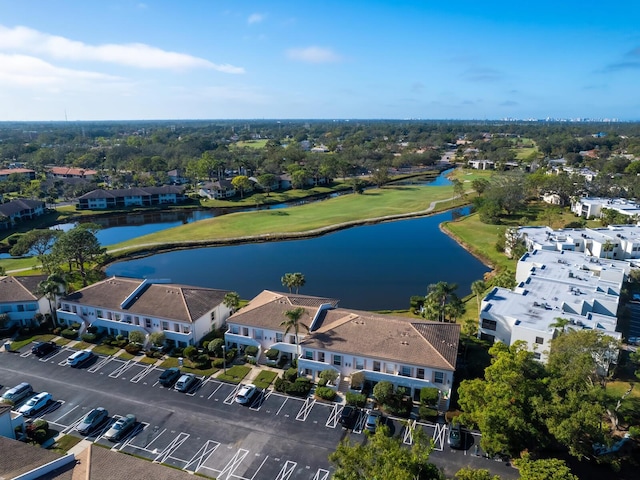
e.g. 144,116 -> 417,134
284,367 -> 298,382
149,331 -> 166,347
124,343 -> 142,355
208,338 -> 224,357
87,325 -> 98,334
170,347 -> 183,358
245,345 -> 259,357
315,386 -> 336,401
145,350 -> 155,358
318,378 -> 328,387
71,322 -> 81,330
128,330 -> 146,345
346,392 -> 366,407
61,328 -> 78,340
286,377 -> 312,396
384,396 -> 413,418
350,372 -> 364,390
373,381 -> 395,405
212,358 -> 225,368
274,376 -> 286,393
194,354 -> 210,368
81,333 -> 97,343
319,369 -> 339,385
202,341 -> 210,350
183,345 -> 198,360
52,327 -> 62,335
419,405 -> 438,421
226,348 -> 237,362
420,387 -> 440,406
265,348 -> 279,360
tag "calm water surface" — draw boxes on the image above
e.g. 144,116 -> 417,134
106,207 -> 489,311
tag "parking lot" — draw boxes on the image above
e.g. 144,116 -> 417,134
1,344 -> 518,479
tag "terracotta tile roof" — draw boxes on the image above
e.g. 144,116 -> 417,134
0,168 -> 34,175
0,436 -> 65,479
62,277 -> 230,323
0,275 -> 40,303
301,308 -> 460,370
228,290 -> 338,330
48,167 -> 98,176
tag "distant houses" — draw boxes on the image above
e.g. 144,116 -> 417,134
0,168 -> 36,182
47,166 -> 98,180
0,199 -> 46,230
77,186 -> 186,210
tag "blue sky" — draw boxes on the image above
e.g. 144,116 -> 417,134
0,0 -> 639,121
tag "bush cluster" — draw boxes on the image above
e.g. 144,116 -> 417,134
265,348 -> 279,360
61,328 -> 78,340
244,345 -> 259,357
81,333 -> 97,343
315,386 -> 336,401
346,392 -> 367,407
274,371 -> 312,397
124,343 -> 142,355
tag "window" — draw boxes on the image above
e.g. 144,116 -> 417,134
304,350 -> 313,360
417,368 -> 425,380
400,366 -> 411,377
481,319 -> 497,331
72,306 -> 77,313
125,315 -> 131,323
480,333 -> 495,343
211,311 -> 216,321
145,318 -> 151,328
242,327 -> 249,336
17,305 -> 24,312
231,325 -> 239,334
162,321 -> 169,331
254,329 -> 263,340
82,308 -> 88,315
318,352 -> 325,363
96,309 -> 103,318
434,371 -> 444,384
373,361 -> 381,372
535,336 -> 544,345
289,335 -> 296,344
134,316 -> 140,326
533,352 -> 541,360
63,303 -> 71,312
385,363 -> 394,374
114,313 -> 121,322
355,359 -> 364,370
174,323 -> 180,332
182,326 -> 190,334
107,312 -> 113,320
275,333 -> 283,342
333,355 -> 342,366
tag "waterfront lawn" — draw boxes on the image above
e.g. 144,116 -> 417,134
109,184 -> 460,253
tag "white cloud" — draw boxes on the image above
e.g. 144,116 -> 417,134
286,46 -> 342,64
248,13 -> 265,25
0,53 -> 124,89
0,25 -> 245,73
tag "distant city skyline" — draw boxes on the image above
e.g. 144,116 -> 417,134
0,0 -> 639,121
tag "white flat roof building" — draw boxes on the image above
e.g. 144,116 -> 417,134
572,197 -> 640,219
479,249 -> 625,362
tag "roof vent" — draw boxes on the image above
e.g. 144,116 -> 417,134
401,341 -> 409,346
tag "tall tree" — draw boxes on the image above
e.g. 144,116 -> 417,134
290,272 -> 306,294
49,223 -> 105,286
223,292 -> 240,313
471,279 -> 487,321
280,307 -> 309,358
281,273 -> 295,293
231,175 -> 252,198
9,229 -> 60,260
514,453 -> 577,480
37,273 -> 66,328
423,281 -> 459,323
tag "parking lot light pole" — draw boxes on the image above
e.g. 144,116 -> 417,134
222,345 -> 226,374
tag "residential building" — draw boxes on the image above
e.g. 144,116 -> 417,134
478,249 -> 625,362
0,199 -> 46,230
226,290 -> 460,406
0,275 -> 49,328
167,168 -> 188,185
467,159 -> 495,170
0,404 -> 25,441
198,179 -> 236,199
571,197 -> 640,220
57,277 -> 232,347
76,186 -> 186,210
0,168 -> 36,182
519,224 -> 640,261
47,166 -> 98,179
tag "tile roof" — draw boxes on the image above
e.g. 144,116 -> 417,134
0,275 -> 40,303
0,199 -> 45,216
227,290 -> 339,330
48,166 -> 98,176
63,277 -> 230,323
301,309 -> 459,370
78,186 -> 184,200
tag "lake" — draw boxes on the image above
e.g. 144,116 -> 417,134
106,207 -> 490,311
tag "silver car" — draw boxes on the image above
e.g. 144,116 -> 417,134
104,414 -> 136,442
77,407 -> 109,435
175,373 -> 198,393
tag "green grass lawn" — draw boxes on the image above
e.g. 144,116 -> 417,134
70,341 -> 92,350
51,434 -> 82,454
234,139 -> 268,149
54,338 -> 72,347
217,365 -> 251,384
253,370 -> 278,389
109,184 -> 462,255
159,356 -> 220,377
10,333 -> 55,351
92,344 -> 121,356
138,355 -> 159,365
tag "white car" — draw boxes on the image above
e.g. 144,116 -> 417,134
17,392 -> 52,417
67,349 -> 94,367
235,384 -> 259,405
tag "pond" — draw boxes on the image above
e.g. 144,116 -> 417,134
106,207 -> 490,311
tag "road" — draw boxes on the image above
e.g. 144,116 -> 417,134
0,346 -> 518,479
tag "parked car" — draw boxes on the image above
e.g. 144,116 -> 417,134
365,410 -> 383,433
448,423 -> 463,449
31,341 -> 57,357
66,349 -> 94,367
158,368 -> 181,387
77,407 -> 109,435
104,414 -> 136,442
339,405 -> 360,429
1,382 -> 33,405
175,373 -> 198,393
17,392 -> 52,416
235,384 -> 259,405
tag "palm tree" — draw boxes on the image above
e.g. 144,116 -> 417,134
471,279 -> 487,320
549,317 -> 572,337
280,307 -> 309,359
425,281 -> 458,323
281,273 -> 295,293
37,273 -> 66,329
223,292 -> 241,313
291,273 -> 306,294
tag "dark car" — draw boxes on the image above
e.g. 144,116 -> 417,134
158,368 -> 181,387
365,410 -> 383,433
339,405 -> 360,429
77,407 -> 109,435
448,423 -> 463,449
31,341 -> 57,357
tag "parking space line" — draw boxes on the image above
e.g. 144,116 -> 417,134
94,416 -> 119,443
109,359 -> 134,378
432,423 -> 446,451
154,432 -> 190,464
53,404 -> 80,423
186,377 -> 205,397
295,397 -> 315,421
275,397 -> 289,416
326,404 -> 342,428
207,381 -> 225,399
117,421 -> 149,451
274,460 -> 297,480
183,439 -> 220,473
215,448 -> 248,480
130,363 -> 156,383
403,419 -> 416,445
20,348 -> 33,358
31,399 -> 64,420
223,384 -> 242,405
87,355 -> 113,373
249,389 -> 271,411
352,411 -> 367,434
57,355 -> 70,366
312,469 -> 331,480
145,427 -> 166,449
